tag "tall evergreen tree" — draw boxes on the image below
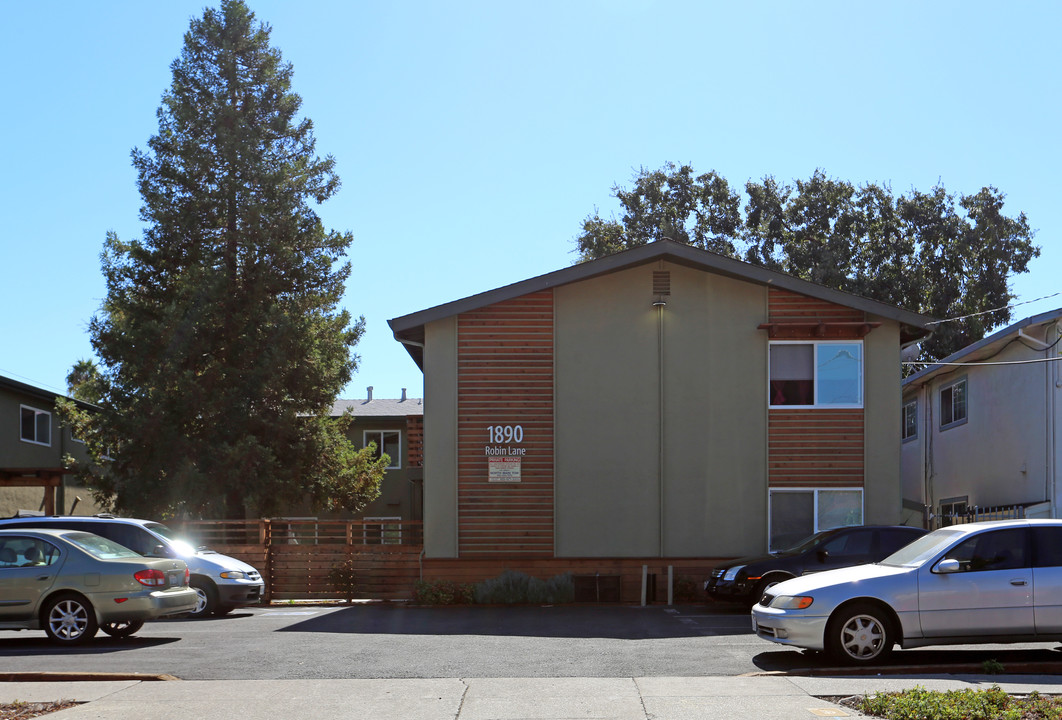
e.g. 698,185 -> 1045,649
576,163 -> 1039,362
62,0 -> 387,518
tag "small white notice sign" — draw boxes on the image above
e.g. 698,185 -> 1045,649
488,457 -> 521,483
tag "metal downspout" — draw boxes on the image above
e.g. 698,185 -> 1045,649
658,300 -> 666,557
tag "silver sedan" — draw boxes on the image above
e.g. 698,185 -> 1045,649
751,519 -> 1062,664
0,528 -> 197,644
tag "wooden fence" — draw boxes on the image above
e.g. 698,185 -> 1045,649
170,519 -> 424,601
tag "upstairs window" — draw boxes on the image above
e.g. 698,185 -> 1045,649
769,342 -> 863,408
20,406 -> 51,446
902,399 -> 918,442
364,431 -> 401,469
940,377 -> 967,430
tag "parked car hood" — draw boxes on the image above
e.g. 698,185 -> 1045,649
719,550 -> 801,570
761,562 -> 913,597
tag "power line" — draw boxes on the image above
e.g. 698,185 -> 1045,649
926,291 -> 1062,325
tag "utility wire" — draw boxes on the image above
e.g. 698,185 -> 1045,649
926,291 -> 1062,325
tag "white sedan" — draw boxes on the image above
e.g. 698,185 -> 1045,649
751,519 -> 1062,664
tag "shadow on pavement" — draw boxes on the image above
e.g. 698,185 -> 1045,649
751,645 -> 1062,676
0,635 -> 180,656
277,603 -> 746,640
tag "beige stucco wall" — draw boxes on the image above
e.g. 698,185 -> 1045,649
418,261 -> 910,560
554,262 -> 767,557
422,317 -> 459,557
908,339 -> 1050,511
862,317 -> 903,525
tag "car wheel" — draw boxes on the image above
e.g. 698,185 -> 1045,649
826,603 -> 893,664
43,594 -> 99,645
101,620 -> 145,638
189,579 -> 217,618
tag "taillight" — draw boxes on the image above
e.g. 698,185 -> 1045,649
135,569 -> 167,587
184,567 -> 190,585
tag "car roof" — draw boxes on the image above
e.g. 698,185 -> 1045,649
0,515 -> 149,525
933,519 -> 1062,534
0,527 -> 87,539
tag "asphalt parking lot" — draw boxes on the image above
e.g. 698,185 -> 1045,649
1,603 -> 1060,681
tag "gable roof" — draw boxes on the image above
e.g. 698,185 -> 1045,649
330,397 -> 423,418
0,374 -> 96,412
903,306 -> 1062,390
388,239 -> 936,369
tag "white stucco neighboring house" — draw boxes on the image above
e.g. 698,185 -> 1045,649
901,308 -> 1062,526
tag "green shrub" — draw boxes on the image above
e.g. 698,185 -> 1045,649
475,570 -> 574,605
413,579 -> 475,605
326,558 -> 358,602
857,685 -> 1032,720
673,575 -> 699,602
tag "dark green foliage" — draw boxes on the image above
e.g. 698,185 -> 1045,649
327,557 -> 358,602
413,579 -> 475,605
60,1 -> 387,518
473,570 -> 574,605
577,164 -> 1039,362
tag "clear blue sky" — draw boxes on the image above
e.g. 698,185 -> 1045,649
2,1 -> 1059,401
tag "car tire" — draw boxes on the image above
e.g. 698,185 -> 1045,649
101,620 -> 145,638
213,604 -> 235,616
189,579 -> 218,618
826,603 -> 893,664
42,594 -> 99,645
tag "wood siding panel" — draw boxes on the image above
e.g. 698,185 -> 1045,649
769,409 -> 864,487
768,287 -> 866,324
457,291 -> 554,557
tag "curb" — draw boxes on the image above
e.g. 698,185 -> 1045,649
0,672 -> 179,682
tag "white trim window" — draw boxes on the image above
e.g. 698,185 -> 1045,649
20,405 -> 51,446
364,430 -> 401,469
363,517 -> 402,545
940,377 -> 967,430
768,487 -> 864,551
769,341 -> 863,408
902,399 -> 918,442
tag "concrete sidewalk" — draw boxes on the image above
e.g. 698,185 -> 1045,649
3,674 -> 1062,719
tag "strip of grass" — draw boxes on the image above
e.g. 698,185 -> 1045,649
851,686 -> 1062,720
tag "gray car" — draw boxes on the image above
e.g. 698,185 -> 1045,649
0,528 -> 197,645
751,519 -> 1062,664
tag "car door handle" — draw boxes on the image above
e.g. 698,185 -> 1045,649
36,575 -> 51,582
1010,579 -> 1028,586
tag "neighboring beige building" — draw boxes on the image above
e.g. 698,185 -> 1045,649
389,240 -> 933,598
901,308 -> 1062,526
0,375 -> 102,517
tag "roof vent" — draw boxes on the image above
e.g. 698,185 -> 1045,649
401,388 -> 407,402
366,386 -> 373,402
653,271 -> 671,296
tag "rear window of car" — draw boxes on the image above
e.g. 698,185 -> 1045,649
64,532 -> 142,560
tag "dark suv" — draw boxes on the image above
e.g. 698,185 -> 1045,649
704,525 -> 926,606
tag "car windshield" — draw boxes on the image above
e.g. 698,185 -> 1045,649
880,528 -> 965,567
144,522 -> 201,555
771,530 -> 830,554
65,532 -> 141,560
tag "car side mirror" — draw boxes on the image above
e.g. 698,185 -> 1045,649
816,549 -> 829,563
935,558 -> 961,574
151,544 -> 173,558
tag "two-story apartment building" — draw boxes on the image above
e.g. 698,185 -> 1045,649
389,240 -> 933,599
901,308 -> 1062,525
0,374 -> 100,516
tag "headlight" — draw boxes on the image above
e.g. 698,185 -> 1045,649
772,595 -> 814,610
219,570 -> 246,580
723,565 -> 746,582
